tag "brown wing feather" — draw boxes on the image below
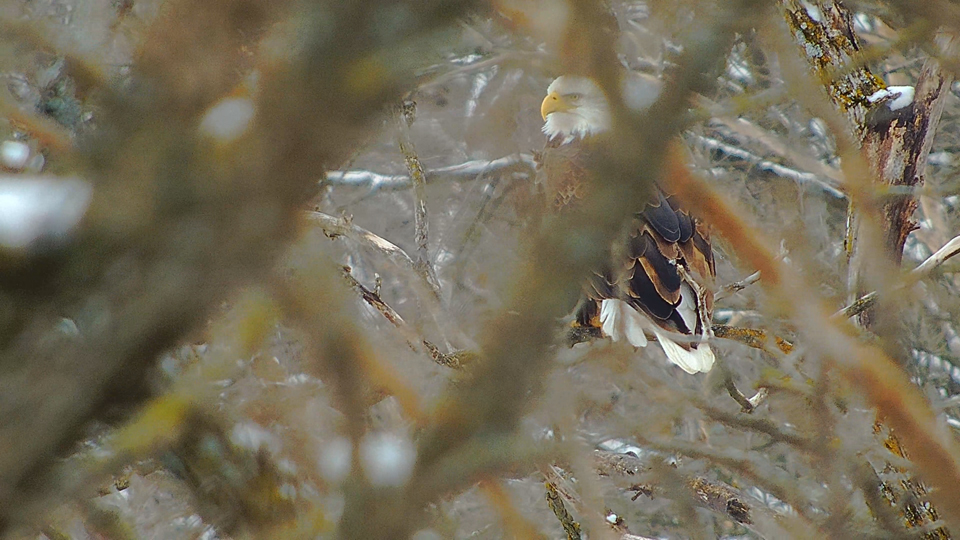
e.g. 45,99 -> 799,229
543,137 -> 715,339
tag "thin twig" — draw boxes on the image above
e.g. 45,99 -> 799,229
341,266 -> 469,370
700,402 -> 814,452
595,450 -> 752,525
305,211 -> 442,300
715,270 -> 761,302
687,477 -> 752,525
545,481 -> 582,540
705,114 -> 845,185
721,372 -> 769,413
691,134 -> 845,198
396,100 -> 439,292
322,154 -> 537,192
341,267 -> 415,340
834,232 -> 960,319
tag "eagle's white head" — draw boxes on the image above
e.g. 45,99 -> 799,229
541,76 -> 611,140
541,73 -> 662,141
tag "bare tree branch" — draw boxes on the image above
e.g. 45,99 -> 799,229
691,134 -> 845,198
835,232 -> 960,320
322,154 -> 537,191
715,270 -> 761,302
396,100 -> 441,293
306,210 -> 442,301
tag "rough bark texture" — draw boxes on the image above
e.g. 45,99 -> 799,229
783,1 -> 953,538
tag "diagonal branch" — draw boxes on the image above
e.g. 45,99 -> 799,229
834,225 -> 960,321
306,210 -> 442,301
396,100 -> 441,293
670,138 -> 960,535
322,154 -> 537,192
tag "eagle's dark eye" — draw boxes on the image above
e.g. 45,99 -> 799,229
566,93 -> 582,101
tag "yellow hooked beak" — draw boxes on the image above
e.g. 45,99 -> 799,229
541,91 -> 574,120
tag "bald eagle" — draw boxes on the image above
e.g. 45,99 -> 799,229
538,74 -> 716,374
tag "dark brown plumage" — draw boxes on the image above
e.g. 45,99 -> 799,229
539,75 -> 716,373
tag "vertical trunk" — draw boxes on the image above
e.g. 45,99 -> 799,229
782,1 -> 952,536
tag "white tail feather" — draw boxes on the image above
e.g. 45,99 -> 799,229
652,328 -> 715,374
600,299 -> 648,347
677,283 -> 698,333
599,299 -> 714,373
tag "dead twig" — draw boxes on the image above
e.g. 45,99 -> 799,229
306,211 -> 442,301
712,324 -> 794,355
322,154 -> 537,192
715,270 -> 762,302
545,481 -> 582,540
687,477 -> 752,525
720,372 -> 770,413
341,265 -> 471,370
396,100 -> 440,293
834,232 -> 960,320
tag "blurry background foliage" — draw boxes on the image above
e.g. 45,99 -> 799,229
1,0 -> 960,539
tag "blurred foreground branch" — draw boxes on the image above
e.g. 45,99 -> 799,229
334,0 -> 759,536
0,0 -> 478,530
671,137 -> 960,533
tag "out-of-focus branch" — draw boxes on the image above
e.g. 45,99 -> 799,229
700,402 -> 815,452
322,153 -> 537,191
480,480 -> 544,540
0,0 -> 480,528
691,134 -> 845,198
335,0 -> 760,536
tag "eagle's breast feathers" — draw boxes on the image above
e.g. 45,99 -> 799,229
536,135 -> 592,210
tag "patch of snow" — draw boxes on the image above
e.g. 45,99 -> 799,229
0,176 -> 91,250
801,1 -> 823,22
1,141 -> 30,170
360,431 -> 416,487
318,436 -> 352,484
868,86 -> 914,111
199,97 -> 255,142
229,422 -> 281,455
